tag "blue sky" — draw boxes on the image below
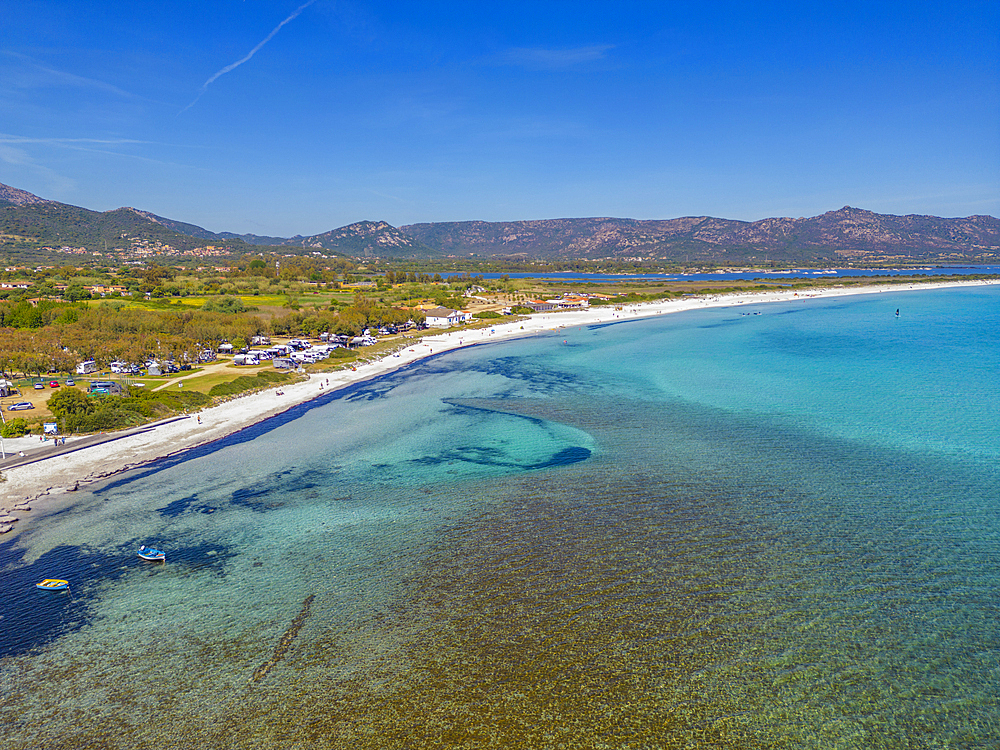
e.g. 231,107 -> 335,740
2,1 -> 997,236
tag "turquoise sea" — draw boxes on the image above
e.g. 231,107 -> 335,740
2,286 -> 998,748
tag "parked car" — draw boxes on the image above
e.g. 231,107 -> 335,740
49,381 -> 60,388
65,378 -> 75,386
33,382 -> 45,389
8,402 -> 34,410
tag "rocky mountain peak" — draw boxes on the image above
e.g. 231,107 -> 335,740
0,182 -> 52,207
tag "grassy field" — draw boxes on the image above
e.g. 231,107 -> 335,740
80,291 -> 364,318
154,366 -> 269,394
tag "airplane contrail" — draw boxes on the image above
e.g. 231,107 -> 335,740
181,0 -> 318,113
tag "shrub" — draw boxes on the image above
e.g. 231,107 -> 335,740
208,371 -> 291,398
136,389 -> 211,411
65,397 -> 151,432
53,389 -> 212,433
202,296 -> 254,314
1,418 -> 28,438
47,387 -> 93,419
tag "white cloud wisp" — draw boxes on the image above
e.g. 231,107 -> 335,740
181,0 -> 318,113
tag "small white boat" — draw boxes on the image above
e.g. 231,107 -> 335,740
36,579 -> 70,591
137,545 -> 166,562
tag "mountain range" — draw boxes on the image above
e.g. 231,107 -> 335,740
2,181 -> 998,265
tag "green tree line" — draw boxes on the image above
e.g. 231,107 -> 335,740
0,294 -> 424,377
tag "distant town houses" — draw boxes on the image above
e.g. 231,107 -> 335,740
85,284 -> 129,296
0,281 -> 131,299
29,243 -> 238,260
558,295 -> 591,308
39,246 -> 92,255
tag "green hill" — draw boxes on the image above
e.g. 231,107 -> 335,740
2,181 -> 997,266
400,208 -> 1000,264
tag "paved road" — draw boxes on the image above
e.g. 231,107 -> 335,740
0,415 -> 191,471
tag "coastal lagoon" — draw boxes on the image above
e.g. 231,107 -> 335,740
2,286 -> 998,748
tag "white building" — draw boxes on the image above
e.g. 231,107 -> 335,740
423,306 -> 473,327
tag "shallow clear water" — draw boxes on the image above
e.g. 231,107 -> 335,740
2,286 -> 998,748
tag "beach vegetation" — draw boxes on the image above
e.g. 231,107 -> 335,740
207,370 -> 292,398
1,417 -> 29,438
47,387 -> 92,419
65,397 -> 141,431
48,387 -> 211,433
136,388 -> 211,412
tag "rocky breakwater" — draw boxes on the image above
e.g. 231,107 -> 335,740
0,501 -> 31,534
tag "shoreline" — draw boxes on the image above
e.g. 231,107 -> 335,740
2,277 -> 996,531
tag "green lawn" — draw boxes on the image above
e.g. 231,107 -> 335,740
167,366 -> 271,394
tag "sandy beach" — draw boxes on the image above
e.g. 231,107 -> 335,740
1,278 -> 995,530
